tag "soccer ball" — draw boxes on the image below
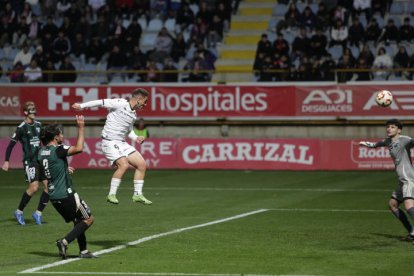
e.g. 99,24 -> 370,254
375,90 -> 393,107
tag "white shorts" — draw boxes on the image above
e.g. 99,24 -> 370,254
101,140 -> 136,165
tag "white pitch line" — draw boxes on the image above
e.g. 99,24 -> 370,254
268,208 -> 388,213
15,271 -> 315,276
19,209 -> 268,274
0,186 -> 391,192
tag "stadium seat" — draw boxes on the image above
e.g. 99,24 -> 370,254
373,15 -> 385,28
268,17 -> 280,32
272,4 -> 288,17
122,19 -> 131,28
349,45 -> 360,58
147,18 -> 163,32
296,2 -> 306,13
138,17 -> 147,31
408,2 -> 414,15
140,33 -> 158,52
189,3 -> 199,15
359,16 -> 368,28
164,18 -> 176,33
283,32 -> 295,44
328,45 -> 343,61
309,3 -> 318,14
388,15 -> 401,27
389,2 -> 405,15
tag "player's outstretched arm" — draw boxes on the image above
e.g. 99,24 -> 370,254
68,115 -> 85,156
72,100 -> 105,111
359,141 -> 376,148
72,103 -> 82,110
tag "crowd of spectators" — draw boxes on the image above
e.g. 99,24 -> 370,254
254,0 -> 414,82
0,0 -> 236,83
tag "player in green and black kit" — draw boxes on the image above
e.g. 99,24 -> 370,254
360,119 -> 414,241
38,115 -> 96,259
2,101 -> 49,225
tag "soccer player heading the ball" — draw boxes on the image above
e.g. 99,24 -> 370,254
72,88 -> 151,205
359,119 -> 414,241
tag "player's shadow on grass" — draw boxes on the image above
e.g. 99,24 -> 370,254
29,251 -> 78,259
371,232 -> 408,241
89,240 -> 125,248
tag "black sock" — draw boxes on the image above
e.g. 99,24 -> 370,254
392,208 -> 413,233
17,192 -> 32,211
37,191 -> 49,212
64,221 -> 89,244
77,233 -> 87,252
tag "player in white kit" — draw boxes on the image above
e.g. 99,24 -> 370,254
72,88 -> 151,205
360,119 -> 414,241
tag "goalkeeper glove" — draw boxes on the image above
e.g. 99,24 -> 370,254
359,141 -> 376,148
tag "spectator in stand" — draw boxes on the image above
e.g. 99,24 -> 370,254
106,44 -> 127,82
41,17 -> 58,41
125,16 -> 142,46
331,4 -> 347,26
276,2 -> 300,33
41,32 -> 55,57
372,47 -> 393,80
365,18 -> 381,44
358,43 -> 375,67
273,54 -> 290,81
32,45 -> 47,69
354,57 -> 371,81
109,19 -> 126,45
60,16 -> 74,41
151,0 -> 168,19
73,15 -> 92,42
407,53 -> 414,80
20,2 -> 33,24
315,2 -> 330,31
70,33 -> 87,65
41,0 -> 57,18
88,0 -> 106,15
0,15 -> 14,48
57,0 -> 71,16
253,52 -> 265,79
183,51 -> 210,82
52,30 -> 71,63
43,60 -> 57,82
12,18 -> 29,48
14,44 -> 33,67
291,27 -> 310,62
320,54 -> 336,81
3,2 -> 17,25
196,1 -> 212,26
7,61 -> 25,82
336,54 -> 354,82
393,45 -> 410,78
145,61 -> 159,82
127,45 -> 147,81
348,17 -> 365,47
329,19 -> 348,48
399,17 -> 414,42
176,3 -> 195,31
170,32 -> 187,62
381,19 -> 400,43
160,58 -> 178,82
26,15 -> 41,46
24,59 -> 42,82
207,14 -> 224,47
256,34 -> 273,58
216,2 -> 231,33
352,0 -> 371,22
151,27 -> 173,62
57,56 -> 77,82
300,6 -> 317,32
190,17 -> 208,42
257,55 -> 274,82
273,33 -> 289,57
292,56 -> 313,81
86,36 -> 106,64
309,28 -> 327,58
371,0 -> 387,18
114,0 -> 135,16
341,48 -> 356,66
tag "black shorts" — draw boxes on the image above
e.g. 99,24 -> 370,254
51,193 -> 92,223
24,163 -> 46,183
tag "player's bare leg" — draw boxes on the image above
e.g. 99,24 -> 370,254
107,157 -> 129,204
389,198 -> 414,240
128,152 -> 151,205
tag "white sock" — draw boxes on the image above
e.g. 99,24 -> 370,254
133,180 -> 144,195
35,210 -> 42,215
109,178 -> 121,195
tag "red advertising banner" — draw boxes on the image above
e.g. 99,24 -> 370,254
0,84 -> 412,120
0,138 -> 396,171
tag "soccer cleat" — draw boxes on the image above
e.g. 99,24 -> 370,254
79,251 -> 98,258
132,194 -> 152,205
32,212 -> 42,225
106,194 -> 119,204
56,240 -> 67,259
14,211 -> 25,225
404,234 -> 414,241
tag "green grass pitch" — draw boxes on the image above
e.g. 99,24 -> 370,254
0,169 -> 413,276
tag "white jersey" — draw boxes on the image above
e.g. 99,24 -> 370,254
80,98 -> 137,141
